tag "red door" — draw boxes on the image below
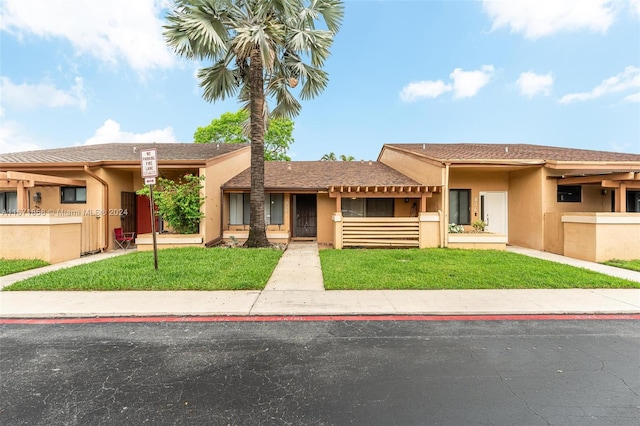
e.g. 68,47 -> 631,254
136,195 -> 160,234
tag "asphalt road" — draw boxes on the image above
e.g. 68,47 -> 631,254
1,318 -> 639,425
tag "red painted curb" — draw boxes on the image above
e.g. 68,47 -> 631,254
1,314 -> 639,325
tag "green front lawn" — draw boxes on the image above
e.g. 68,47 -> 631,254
319,249 -> 640,289
5,247 -> 637,291
603,259 -> 640,272
0,259 -> 49,277
4,247 -> 283,291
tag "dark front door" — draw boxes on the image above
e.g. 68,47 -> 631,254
121,192 -> 136,234
294,195 -> 317,238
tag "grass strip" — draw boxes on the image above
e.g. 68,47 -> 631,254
0,259 -> 50,277
319,248 -> 640,290
602,259 -> 640,273
4,247 -> 283,291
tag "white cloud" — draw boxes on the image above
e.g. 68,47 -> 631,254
624,92 -> 640,103
400,80 -> 452,102
0,76 -> 87,111
516,71 -> 554,98
449,65 -> 495,99
482,0 -> 617,39
631,0 -> 640,18
0,120 -> 43,153
84,119 -> 177,145
559,66 -> 640,104
400,65 -> 494,102
0,0 -> 174,72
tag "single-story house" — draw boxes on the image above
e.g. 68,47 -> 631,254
221,161 -> 441,248
2,142 -> 639,263
0,143 -> 250,262
378,143 -> 640,261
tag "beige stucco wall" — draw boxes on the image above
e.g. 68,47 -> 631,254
419,212 -> 440,248
317,193 -> 334,245
508,167 -> 544,249
541,168 -> 612,214
449,169 -> 509,226
100,169 -> 136,250
203,147 -> 251,243
0,216 -> 82,263
379,148 -> 444,186
562,213 -> 640,262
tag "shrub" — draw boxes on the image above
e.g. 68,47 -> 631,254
137,174 -> 205,234
472,220 -> 487,232
448,223 -> 464,233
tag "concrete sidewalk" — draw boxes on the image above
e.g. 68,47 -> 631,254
0,242 -> 639,318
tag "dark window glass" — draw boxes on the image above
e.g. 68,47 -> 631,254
450,189 -> 471,225
341,198 -> 393,217
60,187 -> 86,204
557,185 -> 581,203
366,198 -> 394,217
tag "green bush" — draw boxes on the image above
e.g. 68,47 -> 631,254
137,174 -> 205,234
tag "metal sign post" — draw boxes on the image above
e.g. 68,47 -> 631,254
141,149 -> 159,271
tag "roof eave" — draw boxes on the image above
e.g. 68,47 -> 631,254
545,160 -> 640,170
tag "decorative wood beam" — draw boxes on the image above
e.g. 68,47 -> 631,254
5,171 -> 86,186
558,172 -> 634,185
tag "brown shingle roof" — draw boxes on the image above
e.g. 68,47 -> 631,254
0,143 -> 249,164
386,143 -> 640,163
223,161 -> 422,190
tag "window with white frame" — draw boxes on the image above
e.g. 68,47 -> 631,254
229,193 -> 284,225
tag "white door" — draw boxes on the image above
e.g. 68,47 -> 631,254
480,191 -> 508,235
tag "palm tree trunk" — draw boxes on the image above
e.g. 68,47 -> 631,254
245,46 -> 270,248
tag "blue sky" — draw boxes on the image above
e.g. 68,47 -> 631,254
1,0 -> 639,160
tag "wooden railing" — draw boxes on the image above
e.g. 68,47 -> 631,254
342,217 -> 420,247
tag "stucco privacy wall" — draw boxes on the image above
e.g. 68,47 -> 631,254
0,216 -> 82,263
25,170 -> 106,253
562,213 -> 640,262
203,148 -> 251,243
540,168 -> 615,254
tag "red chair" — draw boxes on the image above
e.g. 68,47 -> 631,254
114,227 -> 135,250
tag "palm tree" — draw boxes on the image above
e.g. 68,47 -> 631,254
339,154 -> 354,161
164,0 -> 344,247
320,152 -> 337,161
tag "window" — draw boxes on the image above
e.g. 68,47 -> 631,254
229,193 -> 250,225
626,190 -> 640,212
266,193 -> 284,225
61,186 -> 86,204
450,189 -> 471,225
229,193 -> 284,225
0,192 -> 17,213
557,185 -> 581,203
341,198 -> 394,217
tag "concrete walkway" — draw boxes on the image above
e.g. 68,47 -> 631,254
1,243 -> 639,318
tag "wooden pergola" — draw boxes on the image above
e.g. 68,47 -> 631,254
328,185 -> 440,212
0,171 -> 86,210
557,172 -> 640,212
